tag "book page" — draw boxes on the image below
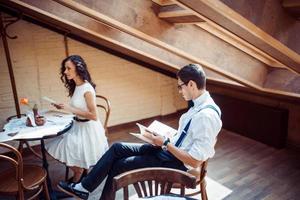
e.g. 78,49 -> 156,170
129,133 -> 154,144
136,123 -> 148,134
130,123 -> 154,144
148,120 -> 177,138
129,120 -> 177,144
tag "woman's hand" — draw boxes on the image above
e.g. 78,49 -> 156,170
51,103 -> 72,112
51,103 -> 64,109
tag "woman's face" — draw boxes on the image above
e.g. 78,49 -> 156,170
64,60 -> 77,80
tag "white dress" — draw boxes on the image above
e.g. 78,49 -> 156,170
46,82 -> 109,169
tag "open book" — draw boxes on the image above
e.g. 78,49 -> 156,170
130,120 -> 177,144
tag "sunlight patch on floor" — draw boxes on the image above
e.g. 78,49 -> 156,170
168,176 -> 232,200
205,176 -> 232,200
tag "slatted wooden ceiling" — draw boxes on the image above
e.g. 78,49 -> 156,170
0,0 -> 299,98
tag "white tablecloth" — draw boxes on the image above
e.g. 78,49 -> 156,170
0,110 -> 73,142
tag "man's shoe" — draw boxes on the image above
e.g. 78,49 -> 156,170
58,181 -> 89,200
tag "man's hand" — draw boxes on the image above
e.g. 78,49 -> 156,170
143,131 -> 164,146
152,134 -> 164,146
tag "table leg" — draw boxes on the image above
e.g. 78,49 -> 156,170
40,139 -> 57,200
40,139 -> 71,200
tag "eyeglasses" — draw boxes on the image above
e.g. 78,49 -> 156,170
177,82 -> 187,90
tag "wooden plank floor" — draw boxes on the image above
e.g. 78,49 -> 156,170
1,114 -> 300,199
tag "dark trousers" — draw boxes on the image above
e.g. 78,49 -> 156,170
81,142 -> 187,200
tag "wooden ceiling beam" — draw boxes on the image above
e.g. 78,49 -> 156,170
52,0 -> 266,90
156,3 -> 290,70
176,0 -> 300,74
282,0 -> 300,20
152,0 -> 176,6
2,0 -> 300,100
1,0 -> 264,90
158,4 -> 205,23
196,23 -> 291,70
0,0 -> 186,73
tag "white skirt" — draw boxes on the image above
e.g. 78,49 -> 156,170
46,120 -> 108,169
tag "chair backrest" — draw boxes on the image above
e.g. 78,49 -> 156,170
0,143 -> 24,198
96,95 -> 111,134
187,160 -> 208,185
112,167 -> 196,200
0,143 -> 49,200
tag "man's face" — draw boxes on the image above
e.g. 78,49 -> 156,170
177,78 -> 192,101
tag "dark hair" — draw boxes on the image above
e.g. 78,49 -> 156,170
60,55 -> 96,97
177,63 -> 206,89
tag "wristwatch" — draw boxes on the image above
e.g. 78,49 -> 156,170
162,137 -> 170,151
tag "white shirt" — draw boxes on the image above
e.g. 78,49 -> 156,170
171,91 -> 222,161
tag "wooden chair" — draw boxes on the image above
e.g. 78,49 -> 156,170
173,160 -> 209,200
65,95 -> 111,181
112,167 -> 197,200
96,94 -> 111,135
6,114 -> 42,159
0,142 -> 50,200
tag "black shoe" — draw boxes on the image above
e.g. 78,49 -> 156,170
67,170 -> 88,184
67,176 -> 75,184
58,181 -> 89,200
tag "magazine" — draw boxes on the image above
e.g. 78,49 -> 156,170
130,120 -> 177,144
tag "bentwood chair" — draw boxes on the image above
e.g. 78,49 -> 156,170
173,160 -> 209,200
0,143 -> 50,200
96,94 -> 111,135
6,114 -> 42,159
65,95 -> 111,181
112,167 -> 197,200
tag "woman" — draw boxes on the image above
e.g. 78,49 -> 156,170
46,55 -> 109,183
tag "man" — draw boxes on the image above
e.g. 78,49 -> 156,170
58,63 -> 222,200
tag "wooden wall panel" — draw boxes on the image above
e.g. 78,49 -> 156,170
212,93 -> 289,148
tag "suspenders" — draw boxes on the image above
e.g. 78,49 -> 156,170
156,104 -> 220,161
175,105 -> 220,147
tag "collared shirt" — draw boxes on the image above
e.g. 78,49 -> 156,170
170,91 -> 222,161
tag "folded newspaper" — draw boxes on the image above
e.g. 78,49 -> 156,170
130,120 -> 177,144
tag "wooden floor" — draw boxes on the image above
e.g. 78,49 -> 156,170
1,114 -> 300,200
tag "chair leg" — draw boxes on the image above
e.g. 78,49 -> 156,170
18,188 -> 25,200
18,141 -> 24,155
24,141 -> 42,159
65,166 -> 70,181
43,179 -> 50,200
200,181 -> 208,200
18,141 -> 42,159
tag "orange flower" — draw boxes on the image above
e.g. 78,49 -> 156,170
20,98 -> 37,110
20,98 -> 29,106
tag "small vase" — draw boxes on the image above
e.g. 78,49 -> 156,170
33,104 -> 38,118
33,104 -> 45,126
